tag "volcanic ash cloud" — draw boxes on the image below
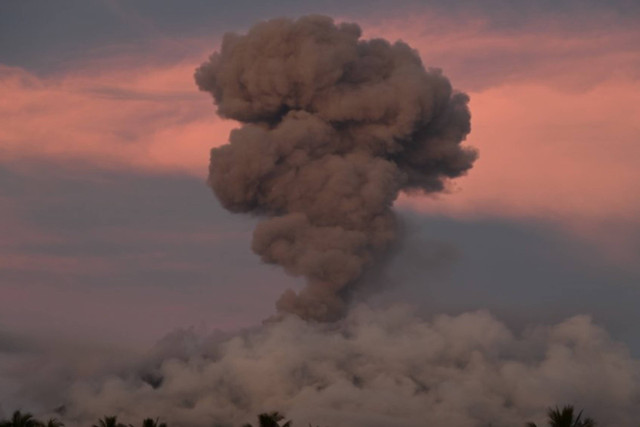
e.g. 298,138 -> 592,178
14,306 -> 639,427
195,15 -> 477,321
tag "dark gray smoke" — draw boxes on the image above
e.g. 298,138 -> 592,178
195,15 -> 477,321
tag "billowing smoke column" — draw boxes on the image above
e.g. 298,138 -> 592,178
195,15 -> 477,321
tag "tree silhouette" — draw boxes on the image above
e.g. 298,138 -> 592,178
92,416 -> 126,427
526,405 -> 596,427
129,418 -> 166,427
43,419 -> 64,427
0,411 -> 42,427
243,412 -> 292,427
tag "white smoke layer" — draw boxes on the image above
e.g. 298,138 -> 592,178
2,305 -> 639,427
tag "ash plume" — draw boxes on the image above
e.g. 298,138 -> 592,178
195,15 -> 477,321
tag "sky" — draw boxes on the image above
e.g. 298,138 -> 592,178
0,0 -> 639,372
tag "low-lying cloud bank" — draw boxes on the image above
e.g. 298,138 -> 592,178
1,305 -> 639,427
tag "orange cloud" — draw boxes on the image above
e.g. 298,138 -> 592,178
1,16 -> 639,255
359,11 -> 640,91
358,12 -> 640,257
0,60 -> 236,177
399,80 -> 640,223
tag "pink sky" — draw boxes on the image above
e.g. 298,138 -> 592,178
2,14 -> 638,257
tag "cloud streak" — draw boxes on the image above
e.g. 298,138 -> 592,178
0,61 -> 235,176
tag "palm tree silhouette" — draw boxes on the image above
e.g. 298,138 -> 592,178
129,418 -> 166,427
526,405 -> 596,427
43,419 -> 64,427
0,411 -> 43,427
243,412 -> 292,427
92,416 -> 126,427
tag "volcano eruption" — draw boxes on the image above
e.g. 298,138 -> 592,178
195,15 -> 477,321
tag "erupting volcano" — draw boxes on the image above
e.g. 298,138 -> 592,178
195,15 -> 477,321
